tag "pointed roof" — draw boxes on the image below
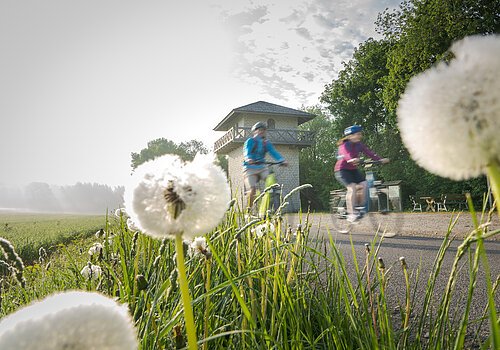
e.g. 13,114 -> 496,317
213,101 -> 315,131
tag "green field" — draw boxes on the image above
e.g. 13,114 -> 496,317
0,213 -> 106,263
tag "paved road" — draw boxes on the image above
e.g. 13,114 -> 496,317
282,212 -> 500,343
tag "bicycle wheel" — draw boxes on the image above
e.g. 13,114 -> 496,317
366,211 -> 403,237
330,208 -> 354,234
329,190 -> 352,234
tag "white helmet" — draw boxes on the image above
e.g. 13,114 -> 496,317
251,122 -> 267,132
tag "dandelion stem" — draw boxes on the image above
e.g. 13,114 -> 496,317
175,234 -> 198,350
486,162 -> 500,216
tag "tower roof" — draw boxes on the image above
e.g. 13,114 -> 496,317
213,101 -> 315,131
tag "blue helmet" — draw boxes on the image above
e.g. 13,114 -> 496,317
344,125 -> 363,136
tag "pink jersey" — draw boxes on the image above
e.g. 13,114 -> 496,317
334,141 -> 381,171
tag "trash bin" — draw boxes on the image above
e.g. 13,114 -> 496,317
367,179 -> 403,212
383,180 -> 403,211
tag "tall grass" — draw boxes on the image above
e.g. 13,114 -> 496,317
0,201 -> 499,349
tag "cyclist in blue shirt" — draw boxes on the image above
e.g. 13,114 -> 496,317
243,122 -> 288,208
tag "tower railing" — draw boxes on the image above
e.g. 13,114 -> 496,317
214,126 -> 315,153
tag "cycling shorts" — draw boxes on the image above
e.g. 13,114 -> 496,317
244,167 -> 270,191
335,169 -> 366,186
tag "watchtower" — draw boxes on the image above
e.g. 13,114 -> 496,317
213,101 -> 316,212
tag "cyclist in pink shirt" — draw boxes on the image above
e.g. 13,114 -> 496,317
334,125 -> 389,222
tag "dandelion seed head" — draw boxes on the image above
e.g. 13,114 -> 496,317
126,218 -> 139,232
114,208 -> 127,217
252,222 -> 275,238
88,243 -> 103,257
397,34 -> 500,180
80,262 -> 102,280
124,154 -> 230,239
0,291 -> 137,350
189,236 -> 211,258
95,229 -> 105,239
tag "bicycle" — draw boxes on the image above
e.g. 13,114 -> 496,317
330,159 -> 403,237
250,161 -> 285,217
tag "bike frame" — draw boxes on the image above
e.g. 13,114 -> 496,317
255,161 -> 284,217
364,162 -> 389,212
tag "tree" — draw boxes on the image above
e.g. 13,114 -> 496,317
316,0 -> 497,208
377,0 -> 500,112
130,138 -> 228,175
299,106 -> 338,210
131,138 -> 208,170
320,38 -> 404,194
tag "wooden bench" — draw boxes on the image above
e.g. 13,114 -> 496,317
443,193 -> 468,211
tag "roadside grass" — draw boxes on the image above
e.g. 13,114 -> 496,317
0,202 -> 499,349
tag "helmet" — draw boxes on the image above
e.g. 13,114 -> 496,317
343,125 -> 363,136
251,121 -> 267,132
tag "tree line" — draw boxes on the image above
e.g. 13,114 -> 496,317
0,182 -> 124,214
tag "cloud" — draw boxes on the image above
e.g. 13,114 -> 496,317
218,0 -> 401,107
220,5 -> 269,37
294,27 -> 312,40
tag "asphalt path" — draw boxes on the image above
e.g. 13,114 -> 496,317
282,212 -> 500,345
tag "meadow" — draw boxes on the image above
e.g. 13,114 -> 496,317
0,203 -> 499,349
0,213 -> 105,263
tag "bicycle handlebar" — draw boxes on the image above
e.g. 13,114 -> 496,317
361,159 -> 384,166
253,161 -> 285,165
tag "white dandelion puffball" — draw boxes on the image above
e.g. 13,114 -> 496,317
252,222 -> 275,238
0,291 -> 138,350
114,208 -> 127,217
189,237 -> 209,257
126,218 -> 139,231
81,263 -> 102,280
124,153 -> 231,239
88,243 -> 103,257
397,34 -> 500,180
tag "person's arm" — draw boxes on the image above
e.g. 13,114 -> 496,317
360,142 -> 381,161
266,141 -> 286,164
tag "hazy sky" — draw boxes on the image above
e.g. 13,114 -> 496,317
0,0 -> 401,188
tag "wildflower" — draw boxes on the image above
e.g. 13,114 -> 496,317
397,34 -> 500,181
252,222 -> 275,238
0,291 -> 138,349
106,235 -> 114,246
0,238 -> 25,287
124,153 -> 230,239
88,243 -> 103,257
188,237 -> 211,258
81,262 -> 102,280
114,208 -> 127,217
126,218 -> 139,232
95,228 -> 105,239
38,247 -> 47,264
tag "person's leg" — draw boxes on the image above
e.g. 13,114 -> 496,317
356,181 -> 368,209
336,170 -> 358,220
345,183 -> 357,216
244,168 -> 268,210
244,171 -> 259,209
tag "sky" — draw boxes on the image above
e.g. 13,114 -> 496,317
0,0 -> 401,188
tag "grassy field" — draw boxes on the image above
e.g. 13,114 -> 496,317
0,213 -> 105,263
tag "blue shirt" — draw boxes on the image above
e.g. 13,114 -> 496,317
243,135 -> 284,170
